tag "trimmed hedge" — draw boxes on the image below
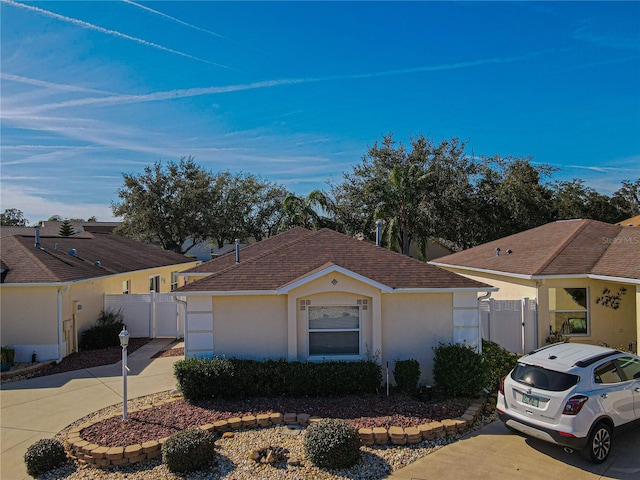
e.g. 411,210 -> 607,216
79,308 -> 125,351
174,357 -> 382,401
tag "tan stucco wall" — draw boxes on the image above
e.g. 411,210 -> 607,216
212,295 -> 288,359
0,285 -> 59,345
539,278 -> 637,350
436,266 -> 637,351
381,293 -> 452,386
0,261 -> 198,361
438,267 -> 538,299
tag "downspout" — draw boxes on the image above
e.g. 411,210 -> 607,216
57,284 -> 70,363
477,291 -> 493,354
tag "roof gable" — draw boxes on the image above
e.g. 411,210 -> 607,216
432,219 -> 636,280
177,228 -> 490,293
0,233 -> 197,284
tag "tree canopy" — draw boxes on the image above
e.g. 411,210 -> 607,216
0,208 -> 27,226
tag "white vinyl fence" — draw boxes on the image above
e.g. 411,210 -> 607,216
104,293 -> 184,338
480,298 -> 537,354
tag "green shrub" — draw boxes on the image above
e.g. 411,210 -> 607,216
1,346 -> 15,365
482,340 -> 520,393
79,308 -> 125,350
174,356 -> 235,400
174,357 -> 382,401
303,418 -> 361,468
393,359 -> 421,394
161,428 -> 216,473
24,438 -> 67,476
433,342 -> 487,397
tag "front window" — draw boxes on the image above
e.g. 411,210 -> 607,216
549,287 -> 589,335
122,280 -> 130,294
149,275 -> 160,293
308,305 -> 360,356
171,271 -> 179,291
615,357 -> 640,381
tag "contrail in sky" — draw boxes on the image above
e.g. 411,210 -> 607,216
1,73 -> 116,95
2,0 -> 231,69
6,51 -> 546,115
122,0 -> 228,40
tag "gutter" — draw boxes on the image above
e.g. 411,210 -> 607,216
57,284 -> 70,363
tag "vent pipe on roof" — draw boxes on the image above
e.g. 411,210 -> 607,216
235,239 -> 240,263
376,219 -> 384,247
34,225 -> 41,249
495,247 -> 501,256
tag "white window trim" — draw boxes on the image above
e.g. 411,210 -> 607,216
307,305 -> 362,359
549,287 -> 590,337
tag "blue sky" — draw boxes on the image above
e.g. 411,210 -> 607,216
1,1 -> 639,224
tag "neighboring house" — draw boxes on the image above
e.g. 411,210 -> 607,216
173,227 -> 495,385
0,232 -> 200,363
0,221 -> 120,238
617,214 -> 640,227
431,219 -> 640,352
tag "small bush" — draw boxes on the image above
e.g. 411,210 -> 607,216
79,308 -> 125,350
482,340 -> 520,393
303,418 -> 361,469
393,359 -> 421,394
24,438 -> 67,476
433,342 -> 487,397
161,428 -> 216,473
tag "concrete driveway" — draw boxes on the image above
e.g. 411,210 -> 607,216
0,339 -> 182,480
388,419 -> 640,480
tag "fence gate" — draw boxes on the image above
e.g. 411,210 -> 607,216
104,293 -> 184,338
480,298 -> 537,354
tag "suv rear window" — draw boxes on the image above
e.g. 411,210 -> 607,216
511,363 -> 579,391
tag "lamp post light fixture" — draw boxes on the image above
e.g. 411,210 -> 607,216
118,326 -> 130,420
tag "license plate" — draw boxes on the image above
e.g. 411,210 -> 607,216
522,393 -> 539,407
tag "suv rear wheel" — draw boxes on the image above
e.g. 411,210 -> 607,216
584,422 -> 612,464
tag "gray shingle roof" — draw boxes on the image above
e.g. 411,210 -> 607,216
432,219 -> 639,280
1,233 -> 197,284
178,228 -> 490,292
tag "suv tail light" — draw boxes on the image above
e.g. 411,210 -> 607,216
562,395 -> 588,415
499,376 -> 506,396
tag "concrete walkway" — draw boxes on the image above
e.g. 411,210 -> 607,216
0,339 -> 183,480
387,419 -> 640,480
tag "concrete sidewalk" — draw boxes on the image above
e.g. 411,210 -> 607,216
0,339 -> 183,480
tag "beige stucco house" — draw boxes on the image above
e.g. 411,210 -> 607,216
174,227 -> 495,385
431,219 -> 640,352
0,231 -> 200,363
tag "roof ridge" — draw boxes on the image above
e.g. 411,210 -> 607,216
186,228 -> 318,285
532,219 -> 591,275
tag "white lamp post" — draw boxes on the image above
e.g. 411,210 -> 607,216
118,326 -> 130,420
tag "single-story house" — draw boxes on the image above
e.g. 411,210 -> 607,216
0,231 -> 200,362
430,219 -> 640,352
173,227 -> 496,385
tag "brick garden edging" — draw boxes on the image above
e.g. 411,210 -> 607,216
65,396 -> 494,469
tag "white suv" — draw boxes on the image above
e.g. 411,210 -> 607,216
497,342 -> 640,463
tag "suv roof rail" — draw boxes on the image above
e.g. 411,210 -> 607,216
574,350 -> 620,368
526,340 -> 569,356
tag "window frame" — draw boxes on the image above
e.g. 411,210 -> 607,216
307,305 -> 362,360
548,287 -> 590,337
122,279 -> 130,295
149,274 -> 160,293
170,271 -> 179,291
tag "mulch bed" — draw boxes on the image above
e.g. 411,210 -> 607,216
80,394 -> 468,447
